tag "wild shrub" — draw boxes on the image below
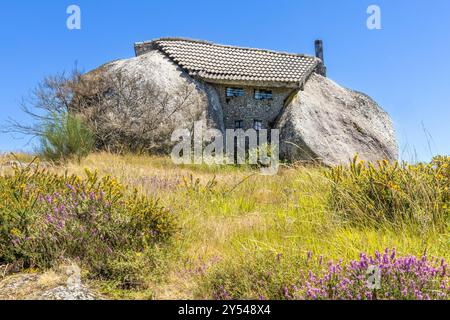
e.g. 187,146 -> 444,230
9,68 -> 204,156
0,166 -> 177,287
204,252 -> 299,300
40,112 -> 94,162
325,156 -> 450,228
287,249 -> 449,300
206,249 -> 449,300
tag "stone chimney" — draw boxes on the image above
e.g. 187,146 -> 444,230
314,40 -> 327,77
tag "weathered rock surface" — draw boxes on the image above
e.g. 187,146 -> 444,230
0,263 -> 100,300
93,50 -> 224,132
276,74 -> 398,165
80,50 -> 224,153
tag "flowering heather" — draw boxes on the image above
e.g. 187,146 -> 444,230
209,249 -> 449,301
1,153 -> 449,299
285,248 -> 449,300
0,166 -> 177,285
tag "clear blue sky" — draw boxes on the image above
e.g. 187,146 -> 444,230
0,0 -> 449,161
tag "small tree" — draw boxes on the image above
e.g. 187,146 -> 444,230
6,65 -> 205,158
40,112 -> 94,162
5,68 -> 95,162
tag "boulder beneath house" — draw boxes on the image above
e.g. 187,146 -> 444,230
83,49 -> 397,164
107,50 -> 224,132
276,74 -> 398,165
80,50 -> 224,153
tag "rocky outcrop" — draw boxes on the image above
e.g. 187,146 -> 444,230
0,263 -> 100,300
93,50 -> 224,132
80,50 -> 224,153
84,50 -> 397,164
276,74 -> 398,165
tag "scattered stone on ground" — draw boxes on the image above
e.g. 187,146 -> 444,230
0,263 -> 101,300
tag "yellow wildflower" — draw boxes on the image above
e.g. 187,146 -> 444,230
11,228 -> 22,237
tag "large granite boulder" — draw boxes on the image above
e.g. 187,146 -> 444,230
81,50 -> 224,153
275,74 -> 398,165
108,50 -> 224,132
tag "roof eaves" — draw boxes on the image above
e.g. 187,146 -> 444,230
134,37 -> 322,88
136,37 -> 317,60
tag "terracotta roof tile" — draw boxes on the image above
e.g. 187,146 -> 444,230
135,38 -> 320,86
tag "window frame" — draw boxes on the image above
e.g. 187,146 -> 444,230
234,120 -> 244,129
226,87 -> 245,98
253,120 -> 263,131
254,89 -> 273,100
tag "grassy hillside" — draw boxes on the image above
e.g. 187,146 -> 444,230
0,153 -> 448,300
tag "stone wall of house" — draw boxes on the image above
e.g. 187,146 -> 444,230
134,42 -> 156,56
86,47 -> 399,164
211,84 -> 294,130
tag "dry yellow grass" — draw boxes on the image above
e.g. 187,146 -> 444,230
1,152 -> 448,299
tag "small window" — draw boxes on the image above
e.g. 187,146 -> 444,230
254,89 -> 273,100
226,87 -> 245,97
253,120 -> 263,131
235,120 -> 244,129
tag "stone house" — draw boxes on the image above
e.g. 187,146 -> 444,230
134,38 -> 326,132
88,37 -> 397,164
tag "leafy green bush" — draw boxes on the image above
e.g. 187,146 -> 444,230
40,112 -> 94,162
0,166 -> 177,287
325,156 -> 450,228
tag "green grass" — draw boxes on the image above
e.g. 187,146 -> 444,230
1,153 -> 448,299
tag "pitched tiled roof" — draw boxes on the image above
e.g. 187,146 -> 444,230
134,38 -> 320,87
